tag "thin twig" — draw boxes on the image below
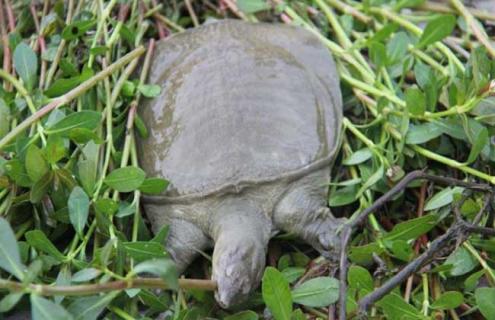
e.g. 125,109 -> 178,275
185,0 -> 199,27
450,0 -> 495,58
417,1 -> 495,22
338,170 -> 492,319
325,0 -> 371,24
0,277 -> 217,296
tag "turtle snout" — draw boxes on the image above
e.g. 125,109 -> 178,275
212,234 -> 266,308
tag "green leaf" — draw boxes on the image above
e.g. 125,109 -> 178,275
90,46 -> 108,55
67,292 -> 118,320
151,225 -> 170,244
430,291 -> 463,310
45,69 -> 94,97
5,159 -> 31,187
25,230 -> 66,262
464,269 -> 484,291
134,258 -> 178,290
443,247 -> 478,276
122,241 -> 166,262
394,0 -> 425,10
357,165 -> 384,197
377,294 -> 425,320
68,186 -> 90,235
387,240 -> 413,261
13,42 -> 38,90
46,111 -> 102,135
414,62 -> 434,89
139,177 -> 169,194
291,309 -> 306,320
262,267 -> 292,320
138,84 -> 161,98
104,166 -> 146,192
68,128 -> 103,144
0,218 -> 25,280
291,277 -> 339,307
30,171 -> 53,203
0,293 -> 23,312
45,77 -> 82,97
424,187 -> 463,211
348,265 -> 373,292
475,287 -> 495,319
224,310 -> 259,320
281,267 -> 305,283
237,0 -> 270,13
31,295 -> 73,320
387,32 -> 410,64
62,19 -> 96,41
78,142 -> 98,194
343,148 -> 373,166
384,214 -> 438,242
369,42 -> 387,68
134,114 -> 149,138
349,243 -> 384,265
472,97 -> 495,125
406,88 -> 426,116
44,135 -> 67,164
470,46 -> 491,92
370,23 -> 398,43
25,144 -> 49,183
59,58 -> 79,77
115,202 -> 136,218
72,268 -> 101,282
94,198 -> 118,216
417,15 -> 456,48
405,122 -> 443,144
0,99 -> 10,139
329,184 -> 358,207
466,127 -> 488,164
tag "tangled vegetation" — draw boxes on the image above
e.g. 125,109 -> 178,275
0,0 -> 494,319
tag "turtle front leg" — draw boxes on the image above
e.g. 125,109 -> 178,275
166,219 -> 211,272
273,170 -> 346,259
144,203 -> 211,272
209,198 -> 271,308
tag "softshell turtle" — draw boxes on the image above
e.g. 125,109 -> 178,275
138,19 -> 344,307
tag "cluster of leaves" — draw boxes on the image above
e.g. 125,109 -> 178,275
0,0 -> 179,319
0,0 -> 494,319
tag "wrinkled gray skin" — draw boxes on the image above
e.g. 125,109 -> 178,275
138,20 -> 344,308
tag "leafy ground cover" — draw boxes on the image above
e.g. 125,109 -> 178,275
0,0 -> 494,319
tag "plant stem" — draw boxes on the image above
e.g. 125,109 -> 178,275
450,0 -> 495,58
0,277 -> 216,296
417,1 -> 495,22
44,0 -> 75,89
153,13 -> 185,31
463,241 -> 495,284
411,145 -> 495,184
0,46 -> 145,150
325,0 -> 371,24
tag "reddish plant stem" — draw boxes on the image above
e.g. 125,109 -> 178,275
118,3 -> 130,22
221,0 -> 247,19
0,277 -> 217,296
4,0 -> 14,32
405,182 -> 427,302
30,3 -> 48,90
0,0 -> 11,91
151,0 -> 167,38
